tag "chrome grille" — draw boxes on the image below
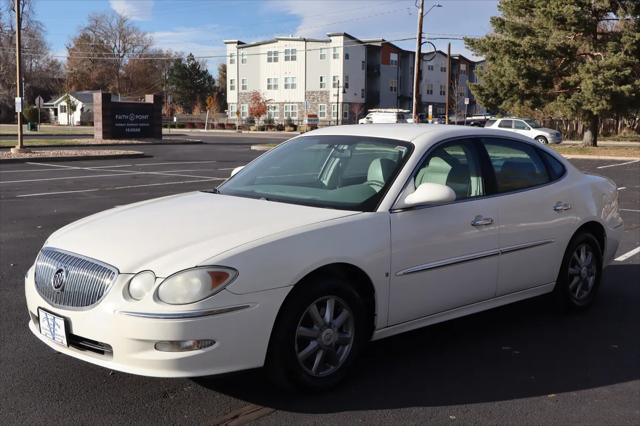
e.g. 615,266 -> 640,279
34,248 -> 118,309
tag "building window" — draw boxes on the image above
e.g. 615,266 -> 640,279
427,64 -> 434,71
229,79 -> 236,91
60,105 -> 67,113
440,65 -> 446,72
229,53 -> 235,64
389,79 -> 397,92
332,75 -> 339,89
439,85 -> 446,96
437,106 -> 445,114
390,53 -> 398,66
267,104 -> 278,119
267,50 -> 278,63
284,48 -> 297,61
361,60 -> 365,70
344,75 -> 349,89
343,108 -> 349,120
318,104 -> 327,118
320,48 -> 327,60
284,77 -> 296,89
284,104 -> 298,119
229,103 -> 237,117
460,63 -> 467,74
240,52 -> 246,64
267,78 -> 278,90
241,78 -> 247,91
332,47 -> 339,59
331,104 -> 338,119
240,104 -> 248,118
344,52 -> 349,60
361,88 -> 365,98
319,76 -> 326,89
426,83 -> 433,95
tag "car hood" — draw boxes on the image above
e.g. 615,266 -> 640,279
44,192 -> 359,276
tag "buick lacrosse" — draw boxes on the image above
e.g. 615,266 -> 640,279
26,125 -> 623,390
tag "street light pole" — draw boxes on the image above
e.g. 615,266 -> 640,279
411,0 -> 424,123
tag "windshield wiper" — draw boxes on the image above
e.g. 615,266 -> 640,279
202,187 -> 220,194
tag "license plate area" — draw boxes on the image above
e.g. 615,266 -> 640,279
38,308 -> 68,347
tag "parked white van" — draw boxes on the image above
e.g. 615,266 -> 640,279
359,109 -> 411,124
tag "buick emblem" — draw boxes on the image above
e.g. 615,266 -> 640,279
51,268 -> 67,292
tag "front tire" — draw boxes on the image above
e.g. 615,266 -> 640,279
554,232 -> 603,310
265,275 -> 368,391
536,136 -> 549,144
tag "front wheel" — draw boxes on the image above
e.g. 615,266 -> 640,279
554,232 -> 603,310
536,136 -> 549,144
265,276 -> 368,391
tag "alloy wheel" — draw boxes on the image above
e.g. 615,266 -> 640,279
295,296 -> 355,377
567,243 -> 597,302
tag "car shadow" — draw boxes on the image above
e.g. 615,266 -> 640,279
193,264 -> 639,413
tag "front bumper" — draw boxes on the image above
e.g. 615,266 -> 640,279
549,135 -> 563,144
25,270 -> 290,378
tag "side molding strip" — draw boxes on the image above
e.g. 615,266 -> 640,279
117,304 -> 252,319
396,240 -> 554,276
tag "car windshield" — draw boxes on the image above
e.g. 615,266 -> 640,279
217,135 -> 412,211
524,119 -> 542,128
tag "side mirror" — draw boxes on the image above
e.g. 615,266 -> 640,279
230,166 -> 244,177
403,183 -> 456,206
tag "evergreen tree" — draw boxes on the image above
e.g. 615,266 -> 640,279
466,0 -> 640,146
167,54 -> 216,113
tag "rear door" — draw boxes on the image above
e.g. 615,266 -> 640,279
513,120 -> 534,138
480,137 -> 577,295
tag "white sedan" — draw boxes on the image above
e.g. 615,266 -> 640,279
25,125 -> 622,390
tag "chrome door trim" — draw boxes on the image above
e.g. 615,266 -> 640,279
395,239 -> 554,277
396,249 -> 500,276
117,304 -> 252,319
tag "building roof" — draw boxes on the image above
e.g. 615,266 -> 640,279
49,91 -> 96,105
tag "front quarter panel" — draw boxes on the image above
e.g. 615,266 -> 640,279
201,212 -> 391,329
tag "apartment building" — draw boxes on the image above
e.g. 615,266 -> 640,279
224,32 -> 485,124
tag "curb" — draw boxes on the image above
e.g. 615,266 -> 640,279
0,152 -> 146,164
0,140 -> 203,149
562,154 -> 640,161
250,145 -> 275,151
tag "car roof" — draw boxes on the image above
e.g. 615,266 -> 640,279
303,124 -> 538,148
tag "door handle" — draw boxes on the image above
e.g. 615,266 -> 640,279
553,202 -> 572,212
471,215 -> 494,227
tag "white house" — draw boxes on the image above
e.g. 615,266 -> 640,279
46,91 -> 95,126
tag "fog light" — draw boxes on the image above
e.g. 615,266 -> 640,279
154,339 -> 215,352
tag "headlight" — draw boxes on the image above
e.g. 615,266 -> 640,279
126,270 -> 156,301
156,267 -> 238,305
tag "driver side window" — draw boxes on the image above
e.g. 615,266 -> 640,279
413,140 -> 484,200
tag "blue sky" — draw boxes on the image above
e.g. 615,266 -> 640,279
35,0 -> 499,69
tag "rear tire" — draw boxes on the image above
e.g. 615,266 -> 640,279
265,275 -> 368,391
536,136 -> 549,144
554,232 -> 603,311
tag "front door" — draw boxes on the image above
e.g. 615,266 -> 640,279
388,139 -> 499,325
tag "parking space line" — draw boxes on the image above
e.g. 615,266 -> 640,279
620,208 -> 640,213
16,178 -> 225,198
615,246 -> 640,262
1,169 -> 221,184
597,159 -> 640,169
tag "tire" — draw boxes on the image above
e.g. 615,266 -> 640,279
553,232 -> 603,311
536,136 -> 549,144
265,275 -> 369,391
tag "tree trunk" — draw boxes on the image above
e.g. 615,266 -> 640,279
582,114 -> 598,147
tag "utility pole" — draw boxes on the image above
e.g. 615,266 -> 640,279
445,42 -> 451,125
12,0 -> 28,153
412,0 -> 424,123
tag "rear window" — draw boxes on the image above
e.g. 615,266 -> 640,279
498,119 -> 513,129
539,150 -> 566,180
484,119 -> 496,127
482,138 -> 550,193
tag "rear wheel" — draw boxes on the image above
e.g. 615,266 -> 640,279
554,232 -> 603,310
536,136 -> 549,144
265,275 -> 368,391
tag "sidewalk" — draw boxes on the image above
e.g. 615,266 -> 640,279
562,140 -> 639,147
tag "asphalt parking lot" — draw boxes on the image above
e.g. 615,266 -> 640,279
1,140 -> 638,425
